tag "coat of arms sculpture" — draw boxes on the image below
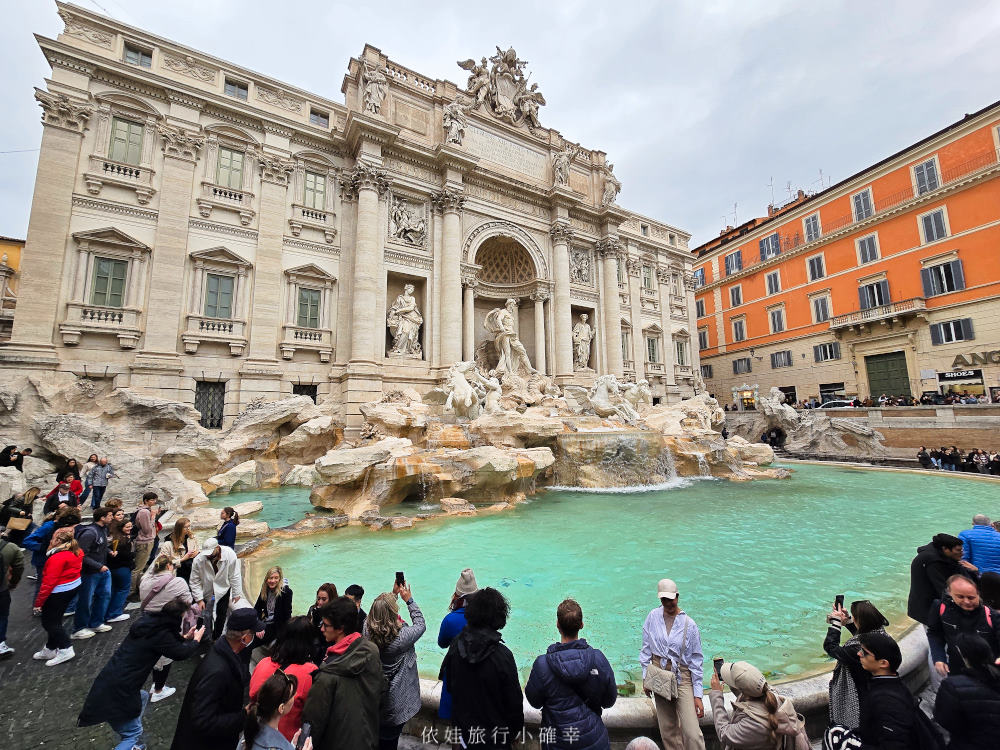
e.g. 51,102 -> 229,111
458,47 -> 546,128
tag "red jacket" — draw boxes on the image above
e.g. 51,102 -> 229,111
35,548 -> 83,608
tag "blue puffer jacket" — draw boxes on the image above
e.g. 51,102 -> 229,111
525,639 -> 618,750
22,520 -> 56,569
960,525 -> 1000,574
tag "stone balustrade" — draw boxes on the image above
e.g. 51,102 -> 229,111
280,324 -> 333,362
182,314 -> 247,356
59,302 -> 142,348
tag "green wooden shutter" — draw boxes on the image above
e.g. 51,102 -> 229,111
91,257 -> 127,307
297,288 -> 321,328
217,148 -> 244,189
205,274 -> 234,318
109,118 -> 143,165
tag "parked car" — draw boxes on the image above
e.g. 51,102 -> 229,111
818,400 -> 854,409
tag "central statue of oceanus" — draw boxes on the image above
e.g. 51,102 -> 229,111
483,298 -> 534,377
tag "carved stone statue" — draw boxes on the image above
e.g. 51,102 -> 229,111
387,284 -> 423,357
457,47 -> 545,128
484,298 -> 533,377
589,374 -> 640,423
623,379 -> 653,412
443,361 -> 481,419
601,163 -> 622,207
569,249 -> 592,285
553,144 -> 579,187
360,60 -> 387,115
572,314 -> 594,371
389,194 -> 426,246
443,98 -> 469,145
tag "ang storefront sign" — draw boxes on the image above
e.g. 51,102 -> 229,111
939,369 -> 982,381
952,351 -> 1000,367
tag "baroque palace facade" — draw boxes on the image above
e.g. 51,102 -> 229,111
693,99 -> 1000,408
5,3 -> 696,430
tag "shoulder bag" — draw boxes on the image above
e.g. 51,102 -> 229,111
643,614 -> 689,701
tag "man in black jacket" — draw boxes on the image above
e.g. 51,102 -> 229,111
79,598 -> 204,749
928,574 -> 1000,677
442,587 -> 524,749
823,631 -> 926,750
170,607 -> 263,750
71,507 -> 113,640
908,533 -> 978,625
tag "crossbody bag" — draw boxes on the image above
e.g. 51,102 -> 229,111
643,614 -> 689,701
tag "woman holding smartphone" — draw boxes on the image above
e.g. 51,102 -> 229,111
822,599 -> 889,729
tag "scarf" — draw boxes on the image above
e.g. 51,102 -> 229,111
828,626 -> 885,728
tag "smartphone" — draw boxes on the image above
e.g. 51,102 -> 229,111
834,594 -> 845,609
296,722 -> 312,750
196,616 -> 205,629
713,657 -> 724,680
395,571 -> 405,587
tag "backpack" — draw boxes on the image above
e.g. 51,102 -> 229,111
940,601 -> 993,626
913,698 -> 945,750
129,508 -> 147,540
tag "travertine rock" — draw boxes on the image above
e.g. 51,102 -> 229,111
726,436 -> 775,466
313,438 -> 413,486
187,500 -> 263,529
22,456 -> 57,486
152,468 -> 210,506
439,496 -> 477,514
0,467 -> 27,502
206,460 -> 259,494
469,408 -> 567,447
281,464 -> 321,487
277,415 -> 342,465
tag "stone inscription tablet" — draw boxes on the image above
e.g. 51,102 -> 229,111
465,125 -> 548,179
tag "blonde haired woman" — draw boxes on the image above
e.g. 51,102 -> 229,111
160,517 -> 199,581
366,581 -> 426,750
709,660 -> 808,749
254,566 -> 293,649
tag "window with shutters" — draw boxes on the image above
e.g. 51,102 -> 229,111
921,209 -> 948,243
216,147 -> 244,189
812,295 -> 831,323
297,287 -> 322,328
733,357 -> 752,374
224,78 -> 248,100
700,364 -> 713,379
729,285 -> 742,307
693,268 -> 705,288
807,254 -> 826,281
852,188 -> 874,221
724,250 -> 743,276
646,336 -> 660,364
759,233 -> 781,260
765,271 -> 781,295
921,259 -> 965,297
204,273 -> 235,318
676,340 -> 688,366
804,214 -> 821,243
813,342 -> 841,362
698,328 -> 709,350
108,117 -> 144,165
770,350 -> 792,368
123,44 -> 152,68
930,318 -> 975,345
695,299 -> 706,318
732,318 -> 746,342
913,158 -> 939,195
303,171 -> 326,210
309,109 -> 330,128
769,307 -> 785,334
90,257 -> 128,308
857,234 -> 880,264
859,280 -> 890,310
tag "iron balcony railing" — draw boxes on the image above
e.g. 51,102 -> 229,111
828,297 -> 926,329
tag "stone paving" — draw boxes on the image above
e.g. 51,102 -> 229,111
0,580 -> 199,749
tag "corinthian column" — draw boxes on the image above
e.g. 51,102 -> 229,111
433,188 -> 465,366
549,223 -> 574,380
532,290 -> 548,375
4,90 -> 93,362
597,237 -> 624,377
348,163 -> 391,364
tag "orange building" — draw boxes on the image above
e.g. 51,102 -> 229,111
0,236 -> 23,341
693,99 -> 1000,408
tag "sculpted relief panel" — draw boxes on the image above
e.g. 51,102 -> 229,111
388,193 -> 427,248
569,248 -> 593,285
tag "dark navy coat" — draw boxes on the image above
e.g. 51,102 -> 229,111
525,639 -> 617,750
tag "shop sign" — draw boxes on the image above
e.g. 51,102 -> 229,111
939,369 -> 983,381
952,351 -> 1000,367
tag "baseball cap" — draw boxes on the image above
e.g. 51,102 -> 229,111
720,661 -> 767,697
227,608 -> 265,632
200,538 -> 219,555
657,578 -> 678,600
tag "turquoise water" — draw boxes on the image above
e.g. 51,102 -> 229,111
208,487 -> 315,529
245,464 -> 998,687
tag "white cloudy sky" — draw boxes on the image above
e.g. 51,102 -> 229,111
2,0 -> 998,247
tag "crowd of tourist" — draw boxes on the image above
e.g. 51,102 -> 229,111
3,449 -> 1000,749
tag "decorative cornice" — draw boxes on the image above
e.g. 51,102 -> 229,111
385,248 -> 432,270
162,54 -> 217,84
431,187 -> 465,213
549,223 -> 574,243
188,218 -> 259,241
571,289 -> 600,304
92,69 -> 168,102
345,163 -> 391,197
262,122 -> 295,138
290,132 -> 341,157
35,89 -> 93,134
284,238 -> 340,257
159,124 -> 204,162
259,155 -> 295,186
43,49 -> 96,77
166,91 -> 205,110
72,195 -> 158,221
